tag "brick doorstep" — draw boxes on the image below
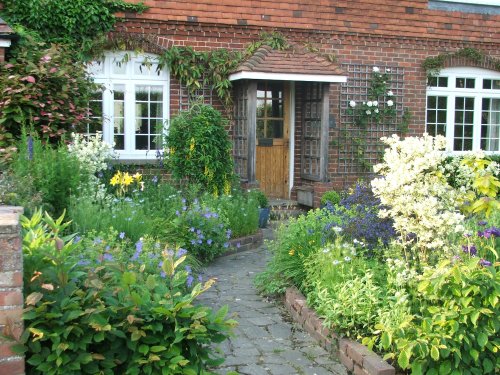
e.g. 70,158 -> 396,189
284,286 -> 396,375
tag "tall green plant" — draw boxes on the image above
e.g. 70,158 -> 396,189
165,104 -> 234,196
11,133 -> 87,216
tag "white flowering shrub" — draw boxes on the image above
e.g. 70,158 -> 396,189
67,132 -> 116,176
371,134 -> 464,264
440,152 -> 500,217
67,132 -> 116,202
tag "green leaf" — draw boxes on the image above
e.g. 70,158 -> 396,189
431,346 -> 440,361
381,331 -> 391,350
123,272 -> 137,285
439,360 -> 451,375
483,358 -> 494,373
469,348 -> 479,362
398,350 -> 410,369
476,332 -> 488,348
411,362 -> 423,375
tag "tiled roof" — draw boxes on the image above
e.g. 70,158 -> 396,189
232,45 -> 345,76
0,17 -> 14,36
124,0 -> 500,43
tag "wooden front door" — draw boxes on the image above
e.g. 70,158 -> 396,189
255,81 -> 289,198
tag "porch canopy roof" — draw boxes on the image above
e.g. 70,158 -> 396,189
0,17 -> 15,47
229,45 -> 347,83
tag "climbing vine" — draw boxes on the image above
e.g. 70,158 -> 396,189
422,47 -> 500,77
0,0 -> 147,58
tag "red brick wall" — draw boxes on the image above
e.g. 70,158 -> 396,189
0,47 -> 5,63
113,20 -> 499,202
0,207 -> 24,375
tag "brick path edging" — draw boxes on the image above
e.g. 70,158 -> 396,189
222,229 -> 263,256
284,286 -> 396,375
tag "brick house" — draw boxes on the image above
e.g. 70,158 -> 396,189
15,1 -> 500,205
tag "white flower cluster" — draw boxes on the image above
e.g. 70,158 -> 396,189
371,134 -> 465,255
439,152 -> 500,193
68,132 -> 116,176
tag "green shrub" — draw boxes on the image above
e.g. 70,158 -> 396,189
368,259 -> 499,375
10,133 -> 87,216
255,209 -> 339,295
16,210 -> 236,375
0,40 -> 98,142
320,190 -> 340,206
248,189 -> 269,208
203,192 -> 259,237
164,104 -> 234,195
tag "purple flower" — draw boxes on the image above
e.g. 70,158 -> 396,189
478,220 -> 488,226
152,175 -> 158,184
187,275 -> 194,287
207,239 -> 213,245
197,239 -> 202,245
158,261 -> 163,268
224,242 -> 229,248
103,253 -> 113,261
204,213 -> 212,219
190,227 -> 195,232
93,237 -> 102,245
226,229 -> 232,239
479,259 -> 492,267
182,206 -> 187,211
484,227 -> 500,238
119,232 -> 126,239
77,259 -> 91,266
462,244 -> 477,256
160,271 -> 166,278
190,240 -> 196,245
185,265 -> 192,274
236,242 -> 241,248
175,210 -> 180,216
176,248 -> 187,258
198,275 -> 203,283
74,236 -> 81,243
132,240 -> 143,260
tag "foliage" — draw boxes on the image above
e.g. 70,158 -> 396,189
248,189 -> 269,208
371,134 -> 464,267
164,104 -> 234,195
170,201 -> 231,263
255,209 -> 339,295
67,132 -> 115,176
326,182 -> 396,250
320,190 -> 340,206
1,0 -> 147,57
160,47 -> 241,108
422,47 -> 500,78
348,67 -> 396,128
366,258 -> 499,375
245,31 -> 289,55
202,192 -> 259,238
0,40 -> 98,143
10,133 -> 87,216
15,210 -> 236,375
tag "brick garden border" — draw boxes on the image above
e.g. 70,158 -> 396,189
284,286 -> 396,375
222,229 -> 263,256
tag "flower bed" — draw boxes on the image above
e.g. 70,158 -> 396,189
257,134 -> 499,375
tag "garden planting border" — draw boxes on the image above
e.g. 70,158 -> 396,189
284,286 -> 396,375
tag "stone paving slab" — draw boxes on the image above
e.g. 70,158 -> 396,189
198,228 -> 348,375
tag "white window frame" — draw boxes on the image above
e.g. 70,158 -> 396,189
426,67 -> 500,155
88,51 -> 170,160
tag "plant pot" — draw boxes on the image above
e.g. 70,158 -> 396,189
258,207 -> 271,228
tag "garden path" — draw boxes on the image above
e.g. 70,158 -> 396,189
199,227 -> 348,375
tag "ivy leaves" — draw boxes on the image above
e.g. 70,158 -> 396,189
1,0 -> 147,57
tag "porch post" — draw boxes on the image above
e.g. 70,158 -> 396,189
247,81 -> 257,183
320,83 -> 330,182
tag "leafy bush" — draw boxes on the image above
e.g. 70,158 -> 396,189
16,211 -> 236,375
326,182 -> 396,250
255,209 -> 339,295
320,190 -> 340,206
248,189 -> 269,208
203,192 -> 259,237
1,0 -> 147,55
170,200 -> 231,263
0,40 -> 98,142
164,104 -> 234,195
366,258 -> 499,375
10,133 -> 87,216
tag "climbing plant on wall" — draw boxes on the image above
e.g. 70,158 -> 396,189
1,0 -> 147,58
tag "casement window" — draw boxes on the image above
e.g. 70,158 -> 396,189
87,52 -> 169,159
426,67 -> 500,154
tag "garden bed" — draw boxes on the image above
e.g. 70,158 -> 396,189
284,286 -> 396,375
